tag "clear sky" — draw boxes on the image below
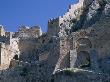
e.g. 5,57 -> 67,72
0,0 -> 78,32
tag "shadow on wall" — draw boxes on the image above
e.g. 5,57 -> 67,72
74,51 -> 91,69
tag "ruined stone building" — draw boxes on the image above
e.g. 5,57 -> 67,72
0,0 -> 110,82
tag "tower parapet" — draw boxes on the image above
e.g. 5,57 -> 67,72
47,0 -> 85,37
47,17 -> 60,36
31,26 -> 42,36
18,25 -> 42,39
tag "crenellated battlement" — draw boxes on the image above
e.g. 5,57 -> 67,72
47,0 -> 84,37
0,0 -> 93,71
0,0 -> 109,82
17,25 -> 42,38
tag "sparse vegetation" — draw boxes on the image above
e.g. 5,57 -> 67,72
63,68 -> 81,76
63,69 -> 74,76
79,60 -> 90,68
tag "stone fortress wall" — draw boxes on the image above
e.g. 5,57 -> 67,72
0,0 -> 110,82
0,25 -> 43,69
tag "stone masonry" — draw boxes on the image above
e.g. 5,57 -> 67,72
0,0 -> 110,82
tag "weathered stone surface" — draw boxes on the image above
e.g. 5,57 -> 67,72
0,0 -> 109,82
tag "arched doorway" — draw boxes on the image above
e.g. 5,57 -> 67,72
75,51 -> 91,69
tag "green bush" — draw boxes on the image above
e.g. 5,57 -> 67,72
63,69 -> 74,76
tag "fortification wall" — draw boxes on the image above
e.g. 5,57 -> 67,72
0,26 -> 20,69
18,38 -> 38,62
0,59 -> 47,82
53,37 -> 70,73
0,38 -> 19,69
69,17 -> 110,73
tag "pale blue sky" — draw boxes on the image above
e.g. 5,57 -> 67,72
0,0 -> 78,32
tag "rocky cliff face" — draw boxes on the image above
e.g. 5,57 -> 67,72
72,0 -> 108,30
67,0 -> 109,31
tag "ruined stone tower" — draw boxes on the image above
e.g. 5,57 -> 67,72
0,0 -> 109,82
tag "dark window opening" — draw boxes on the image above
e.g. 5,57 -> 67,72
13,55 -> 19,60
75,51 -> 91,68
51,79 -> 54,82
